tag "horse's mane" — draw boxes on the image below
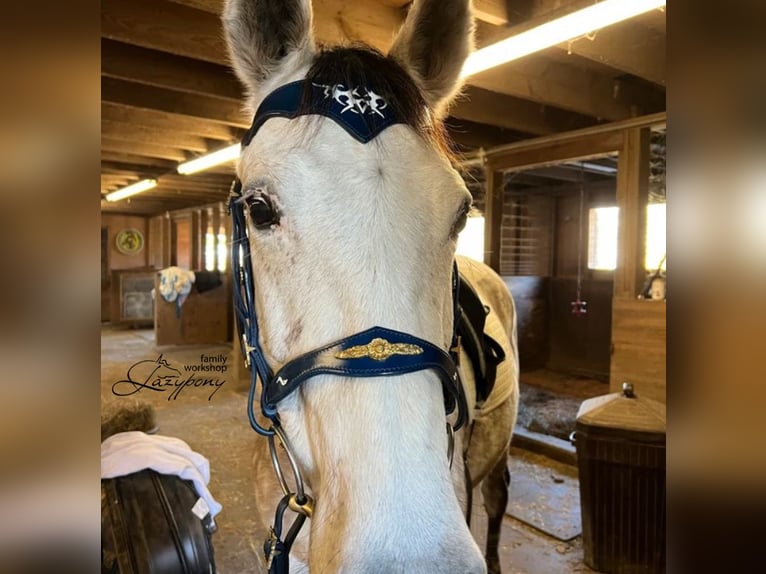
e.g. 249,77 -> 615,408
301,45 -> 454,157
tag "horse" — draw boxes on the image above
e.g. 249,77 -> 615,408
222,1 -> 519,572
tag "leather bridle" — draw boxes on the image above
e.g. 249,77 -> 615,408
228,78 -> 468,573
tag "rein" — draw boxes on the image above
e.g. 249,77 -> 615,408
229,78 -> 468,573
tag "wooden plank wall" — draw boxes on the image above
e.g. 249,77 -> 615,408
154,273 -> 231,345
610,298 -> 666,402
101,213 -> 150,321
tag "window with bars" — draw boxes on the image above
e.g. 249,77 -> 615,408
204,226 -> 228,272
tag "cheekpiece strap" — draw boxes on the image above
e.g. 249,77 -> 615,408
264,326 -> 467,430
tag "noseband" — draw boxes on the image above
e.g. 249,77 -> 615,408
229,79 -> 468,573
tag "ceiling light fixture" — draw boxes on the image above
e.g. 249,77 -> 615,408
104,178 -> 158,202
177,144 -> 241,175
461,0 -> 666,78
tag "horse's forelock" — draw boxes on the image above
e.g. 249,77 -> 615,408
301,45 -> 455,159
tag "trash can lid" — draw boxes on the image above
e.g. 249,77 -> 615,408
576,382 -> 666,434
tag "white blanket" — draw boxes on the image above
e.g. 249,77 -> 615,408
101,431 -> 222,519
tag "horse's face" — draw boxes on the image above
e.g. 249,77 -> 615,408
224,1 -> 483,572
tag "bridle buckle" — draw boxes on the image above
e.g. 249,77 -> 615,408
288,493 -> 314,518
450,335 -> 462,366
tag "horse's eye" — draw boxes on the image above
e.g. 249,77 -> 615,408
451,200 -> 471,239
245,193 -> 279,229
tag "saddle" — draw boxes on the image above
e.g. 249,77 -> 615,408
101,470 -> 218,574
457,274 -> 506,405
101,404 -> 218,574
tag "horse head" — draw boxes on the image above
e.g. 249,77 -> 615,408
223,1 -> 483,571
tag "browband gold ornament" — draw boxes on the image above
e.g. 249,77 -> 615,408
335,338 -> 424,362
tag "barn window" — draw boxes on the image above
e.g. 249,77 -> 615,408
216,226 -> 228,272
456,215 -> 485,262
588,204 -> 667,271
204,225 -> 228,272
205,226 -> 216,271
588,206 -> 619,270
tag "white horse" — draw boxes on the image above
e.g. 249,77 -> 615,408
222,1 -> 519,572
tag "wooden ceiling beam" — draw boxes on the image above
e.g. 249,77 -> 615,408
102,0 -> 227,64
445,118 -> 528,151
471,0 -> 509,26
102,31 -> 596,136
102,162 -> 171,177
478,0 -> 666,85
102,38 -> 244,100
101,196 -> 210,215
466,53 -> 663,121
101,172 -> 139,181
104,0 -> 662,122
102,103 -> 237,141
101,137 -> 189,162
453,86 -> 598,136
104,0 -> 402,61
523,165 -> 601,183
102,77 -> 250,127
102,119 -> 211,153
101,152 -> 179,170
171,0 -> 510,27
560,21 -> 665,86
101,175 -> 138,188
102,188 -> 226,203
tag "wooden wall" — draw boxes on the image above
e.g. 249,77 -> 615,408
146,203 -> 228,273
102,214 -> 149,270
610,298 -> 666,402
503,276 -> 548,371
101,214 -> 150,321
102,203 -> 229,323
548,279 -> 613,379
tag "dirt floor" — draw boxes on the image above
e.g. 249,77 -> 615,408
101,326 -> 599,573
517,370 -> 608,441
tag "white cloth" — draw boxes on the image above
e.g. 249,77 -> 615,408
101,431 -> 222,518
158,267 -> 196,307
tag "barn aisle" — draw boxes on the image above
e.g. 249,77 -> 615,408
102,326 -> 595,573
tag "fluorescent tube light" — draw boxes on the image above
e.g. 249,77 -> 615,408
105,178 -> 158,202
461,0 -> 666,78
177,144 -> 241,175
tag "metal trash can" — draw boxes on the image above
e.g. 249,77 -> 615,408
572,382 -> 666,573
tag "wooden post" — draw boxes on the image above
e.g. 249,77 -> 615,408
161,212 -> 172,268
614,127 -> 650,298
211,206 -> 221,271
483,166 -> 503,272
190,210 -> 202,270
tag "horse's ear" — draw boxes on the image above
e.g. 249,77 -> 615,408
388,0 -> 474,117
222,0 -> 315,109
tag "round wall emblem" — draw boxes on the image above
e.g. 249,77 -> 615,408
115,228 -> 145,255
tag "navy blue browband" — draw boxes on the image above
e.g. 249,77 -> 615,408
230,79 -> 467,438
242,80 -> 408,146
